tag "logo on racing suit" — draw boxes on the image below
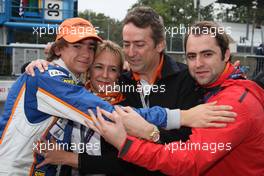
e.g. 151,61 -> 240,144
34,170 -> 45,176
48,69 -> 67,77
62,78 -> 76,85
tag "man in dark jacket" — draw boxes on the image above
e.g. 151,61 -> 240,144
119,6 -> 200,144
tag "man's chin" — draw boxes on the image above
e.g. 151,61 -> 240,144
130,65 -> 143,73
195,78 -> 210,86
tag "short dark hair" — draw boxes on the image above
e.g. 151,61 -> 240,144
46,38 -> 68,62
123,6 -> 165,46
184,21 -> 230,60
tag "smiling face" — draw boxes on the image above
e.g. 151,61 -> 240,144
56,39 -> 96,75
186,34 -> 230,86
89,50 -> 121,93
122,23 -> 165,75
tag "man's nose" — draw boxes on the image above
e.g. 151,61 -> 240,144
195,56 -> 203,68
127,45 -> 136,57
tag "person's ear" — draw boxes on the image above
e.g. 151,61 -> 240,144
156,40 -> 166,53
54,46 -> 61,56
224,49 -> 231,62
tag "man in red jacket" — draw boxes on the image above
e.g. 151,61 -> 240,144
87,21 -> 264,176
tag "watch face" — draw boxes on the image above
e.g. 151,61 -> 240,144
152,132 -> 160,142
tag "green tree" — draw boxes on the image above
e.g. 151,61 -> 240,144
79,10 -> 123,45
130,0 -> 214,51
131,0 -> 214,26
131,0 -> 194,26
215,0 -> 264,25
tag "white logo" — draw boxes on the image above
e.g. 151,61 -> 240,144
48,70 -> 67,77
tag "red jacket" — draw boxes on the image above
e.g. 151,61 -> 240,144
118,64 -> 264,176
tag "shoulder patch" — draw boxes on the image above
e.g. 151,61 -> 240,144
48,69 -> 67,77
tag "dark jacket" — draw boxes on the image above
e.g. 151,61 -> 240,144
77,54 -> 202,176
120,54 -> 200,143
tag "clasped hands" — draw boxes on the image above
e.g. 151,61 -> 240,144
85,102 -> 236,150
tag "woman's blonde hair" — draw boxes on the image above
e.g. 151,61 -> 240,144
95,40 -> 125,71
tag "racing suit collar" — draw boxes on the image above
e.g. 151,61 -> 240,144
52,58 -> 81,83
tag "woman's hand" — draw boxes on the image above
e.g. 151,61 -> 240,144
98,106 -> 156,141
33,137 -> 78,168
113,106 -> 155,140
86,107 -> 127,150
181,101 -> 237,128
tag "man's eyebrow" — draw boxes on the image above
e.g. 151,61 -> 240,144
200,49 -> 216,54
186,52 -> 196,55
122,40 -> 145,44
186,49 -> 216,55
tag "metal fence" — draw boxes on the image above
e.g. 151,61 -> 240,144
246,55 -> 264,77
0,44 -> 46,76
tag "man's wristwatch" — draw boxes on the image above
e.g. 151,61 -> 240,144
149,125 -> 160,142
